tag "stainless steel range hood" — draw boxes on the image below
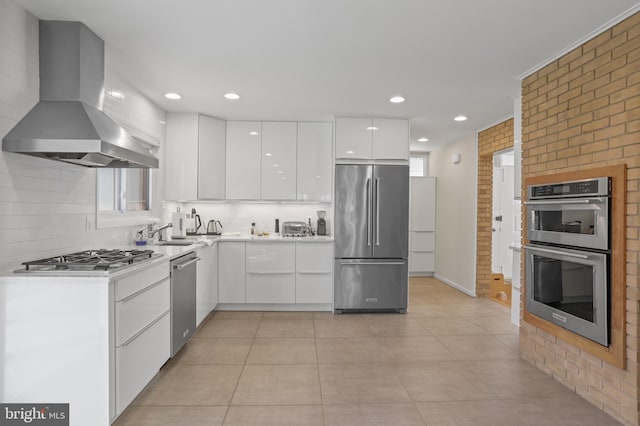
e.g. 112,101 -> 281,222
2,21 -> 159,168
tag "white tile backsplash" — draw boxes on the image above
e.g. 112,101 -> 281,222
0,0 -> 161,272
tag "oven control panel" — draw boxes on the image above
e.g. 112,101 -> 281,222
528,176 -> 610,199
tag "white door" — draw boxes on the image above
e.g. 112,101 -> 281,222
491,152 -> 514,278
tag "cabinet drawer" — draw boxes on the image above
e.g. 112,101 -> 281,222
411,232 -> 434,252
246,243 -> 294,273
246,273 -> 295,303
116,312 -> 170,414
296,273 -> 332,303
115,261 -> 170,301
410,252 -> 434,272
296,242 -> 333,272
115,278 -> 170,346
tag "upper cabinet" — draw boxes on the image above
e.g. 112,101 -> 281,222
165,113 -> 199,201
165,113 -> 225,201
261,122 -> 297,200
297,122 -> 332,202
226,121 -> 262,200
335,117 -> 409,160
103,70 -> 167,146
198,116 -> 226,200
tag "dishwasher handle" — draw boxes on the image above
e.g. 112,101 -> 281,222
173,257 -> 201,270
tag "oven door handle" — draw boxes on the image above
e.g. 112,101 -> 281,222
524,245 -> 589,259
525,199 -> 602,205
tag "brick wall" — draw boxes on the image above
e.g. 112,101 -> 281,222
520,12 -> 640,425
476,119 -> 514,297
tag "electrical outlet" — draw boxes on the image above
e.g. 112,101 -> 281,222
85,216 -> 95,232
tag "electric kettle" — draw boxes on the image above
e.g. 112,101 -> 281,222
207,220 -> 223,235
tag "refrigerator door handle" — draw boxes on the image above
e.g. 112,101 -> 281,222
366,178 -> 372,246
375,177 -> 380,246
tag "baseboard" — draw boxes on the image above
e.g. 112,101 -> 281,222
434,273 -> 476,297
409,272 -> 434,277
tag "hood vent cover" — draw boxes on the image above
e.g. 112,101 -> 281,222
2,20 -> 158,168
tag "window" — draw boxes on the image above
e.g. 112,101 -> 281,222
410,155 -> 429,177
97,168 -> 154,228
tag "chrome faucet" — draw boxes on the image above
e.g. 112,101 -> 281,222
150,223 -> 172,241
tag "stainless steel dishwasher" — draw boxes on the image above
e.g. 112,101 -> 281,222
170,252 -> 199,356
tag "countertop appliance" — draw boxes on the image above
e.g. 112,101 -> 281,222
2,21 -> 158,168
172,208 -> 187,239
334,164 -> 409,313
170,252 -> 199,356
207,220 -> 223,235
186,208 -> 202,235
282,221 -> 309,237
524,176 -> 611,346
317,210 -> 327,236
14,249 -> 161,275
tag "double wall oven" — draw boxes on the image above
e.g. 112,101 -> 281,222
525,177 -> 610,346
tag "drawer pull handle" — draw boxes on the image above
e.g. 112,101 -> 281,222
119,277 -> 169,303
120,310 -> 169,347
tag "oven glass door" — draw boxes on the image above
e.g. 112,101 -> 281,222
526,197 -> 608,250
525,244 -> 608,346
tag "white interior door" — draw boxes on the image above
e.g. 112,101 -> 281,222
492,151 -> 515,278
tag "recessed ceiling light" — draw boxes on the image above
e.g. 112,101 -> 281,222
164,92 -> 182,100
389,96 -> 405,103
454,115 -> 468,122
366,126 -> 379,131
265,152 -> 272,157
249,131 -> 259,136
224,92 -> 240,100
417,137 -> 429,142
347,150 -> 354,154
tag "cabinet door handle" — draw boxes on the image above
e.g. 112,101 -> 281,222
120,310 -> 169,348
247,271 -> 293,275
120,277 -> 169,303
173,257 -> 201,270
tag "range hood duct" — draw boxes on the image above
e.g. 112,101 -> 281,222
2,20 -> 158,168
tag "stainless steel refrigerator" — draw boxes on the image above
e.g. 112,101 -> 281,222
334,164 -> 409,313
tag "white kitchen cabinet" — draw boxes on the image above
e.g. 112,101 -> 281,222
113,261 -> 170,415
295,242 -> 333,304
411,177 -> 436,231
409,177 -> 436,275
218,242 -> 246,303
297,122 -> 333,201
210,243 -> 219,310
372,118 -> 409,160
246,243 -> 295,303
165,113 -> 199,201
103,69 -> 166,146
335,118 -> 372,159
226,121 -> 262,199
336,117 -> 409,160
198,115 -> 226,200
261,122 -> 297,200
196,244 -> 216,326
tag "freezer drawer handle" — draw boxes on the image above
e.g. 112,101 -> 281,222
340,261 -> 406,266
524,245 -> 589,260
173,257 -> 201,270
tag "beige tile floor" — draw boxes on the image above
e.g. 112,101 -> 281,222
114,277 -> 623,426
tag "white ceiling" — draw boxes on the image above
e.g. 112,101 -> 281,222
14,0 -> 640,152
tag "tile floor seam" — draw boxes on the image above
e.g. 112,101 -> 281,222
223,315 -> 258,412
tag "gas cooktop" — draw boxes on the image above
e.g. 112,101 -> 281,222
15,249 -> 162,275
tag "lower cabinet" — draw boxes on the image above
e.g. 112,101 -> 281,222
217,241 -> 333,307
218,242 -> 246,303
113,261 -> 171,417
196,244 -> 218,326
115,313 -> 169,413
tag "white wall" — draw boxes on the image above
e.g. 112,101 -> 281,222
0,0 -> 163,272
429,134 -> 477,296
